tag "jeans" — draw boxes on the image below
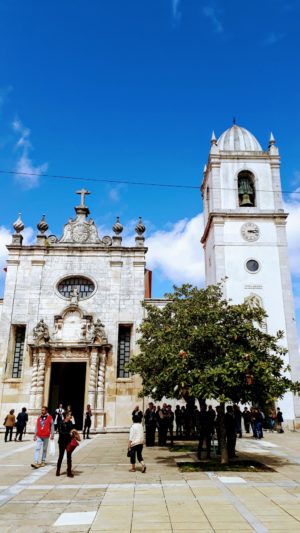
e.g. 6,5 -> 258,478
254,421 -> 263,439
34,437 -> 49,463
5,427 -> 13,442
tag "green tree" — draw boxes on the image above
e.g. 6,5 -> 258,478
128,283 -> 300,463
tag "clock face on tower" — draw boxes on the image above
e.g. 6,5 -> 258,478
241,222 -> 260,242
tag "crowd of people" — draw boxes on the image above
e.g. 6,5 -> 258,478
2,401 -> 285,475
128,402 -> 285,465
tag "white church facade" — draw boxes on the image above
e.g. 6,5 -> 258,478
201,124 -> 300,423
0,124 -> 299,430
0,190 -> 150,431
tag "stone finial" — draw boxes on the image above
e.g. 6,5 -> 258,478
13,213 -> 24,234
12,213 -> 24,245
112,216 -> 123,235
211,130 -> 217,145
269,132 -> 275,146
37,214 -> 49,235
135,217 -> 146,236
268,131 -> 279,155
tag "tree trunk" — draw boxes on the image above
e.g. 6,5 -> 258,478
219,403 -> 228,465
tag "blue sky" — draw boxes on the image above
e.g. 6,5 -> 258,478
0,1 -> 300,334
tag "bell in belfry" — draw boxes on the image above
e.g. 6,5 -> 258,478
238,177 -> 254,206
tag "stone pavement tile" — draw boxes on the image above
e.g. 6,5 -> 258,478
40,488 -> 79,500
213,529 -> 254,533
74,488 -> 106,500
132,530 -> 171,533
210,522 -> 253,530
91,530 -> 131,533
92,521 -> 132,531
261,524 -> 300,530
131,524 -> 172,532
171,524 -> 213,531
9,489 -> 50,501
45,525 -> 91,533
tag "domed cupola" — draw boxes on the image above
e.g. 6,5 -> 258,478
217,124 -> 262,151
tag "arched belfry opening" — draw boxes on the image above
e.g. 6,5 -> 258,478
238,170 -> 255,207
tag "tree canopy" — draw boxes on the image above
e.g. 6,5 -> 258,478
128,283 -> 300,407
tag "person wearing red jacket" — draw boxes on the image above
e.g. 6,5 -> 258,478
31,406 -> 54,468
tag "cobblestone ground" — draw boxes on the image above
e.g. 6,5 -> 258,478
0,430 -> 300,532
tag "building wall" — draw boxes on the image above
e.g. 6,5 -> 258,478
0,214 -> 147,430
201,129 -> 300,422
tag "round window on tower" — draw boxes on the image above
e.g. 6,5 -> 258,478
57,276 -> 96,300
245,259 -> 260,274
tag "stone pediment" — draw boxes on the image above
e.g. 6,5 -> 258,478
58,190 -> 112,246
53,307 -> 108,345
59,216 -> 112,246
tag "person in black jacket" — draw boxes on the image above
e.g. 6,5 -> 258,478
144,402 -> 156,446
56,412 -> 75,477
15,407 -> 28,441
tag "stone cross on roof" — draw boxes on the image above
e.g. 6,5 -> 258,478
76,188 -> 90,206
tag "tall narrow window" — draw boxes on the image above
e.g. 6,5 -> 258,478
117,325 -> 131,378
12,326 -> 26,378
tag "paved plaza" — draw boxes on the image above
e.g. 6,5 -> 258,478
0,430 -> 300,532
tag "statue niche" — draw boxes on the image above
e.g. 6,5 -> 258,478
238,171 -> 255,207
56,309 -> 83,342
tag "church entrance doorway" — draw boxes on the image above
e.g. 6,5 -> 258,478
48,362 -> 86,430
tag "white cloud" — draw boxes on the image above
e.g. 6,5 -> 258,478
146,214 -> 205,286
262,32 -> 284,46
172,0 -> 182,21
12,118 -> 48,189
203,6 -> 223,33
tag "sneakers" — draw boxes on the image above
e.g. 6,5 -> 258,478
40,462 -> 46,467
31,463 -> 40,469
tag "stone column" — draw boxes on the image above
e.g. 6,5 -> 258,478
88,349 -> 98,409
29,352 -> 39,409
96,349 -> 106,411
35,352 -> 46,410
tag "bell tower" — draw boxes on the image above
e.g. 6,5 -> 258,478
201,124 -> 300,423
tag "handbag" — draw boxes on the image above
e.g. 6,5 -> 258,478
127,448 -> 132,458
66,437 -> 79,453
49,439 -> 56,456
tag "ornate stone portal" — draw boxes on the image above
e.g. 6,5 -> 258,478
29,306 -> 111,431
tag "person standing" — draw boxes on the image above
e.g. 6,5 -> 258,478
144,402 -> 156,446
276,407 -> 284,433
157,404 -> 169,446
225,406 -> 237,459
15,407 -> 28,441
56,412 -> 75,477
83,404 -> 92,439
197,404 -> 213,460
4,409 -> 15,442
54,403 -> 65,432
242,407 -> 251,434
175,405 -> 182,437
166,404 -> 174,445
132,405 -> 143,422
128,414 -> 146,473
233,404 -> 242,438
31,406 -> 54,468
